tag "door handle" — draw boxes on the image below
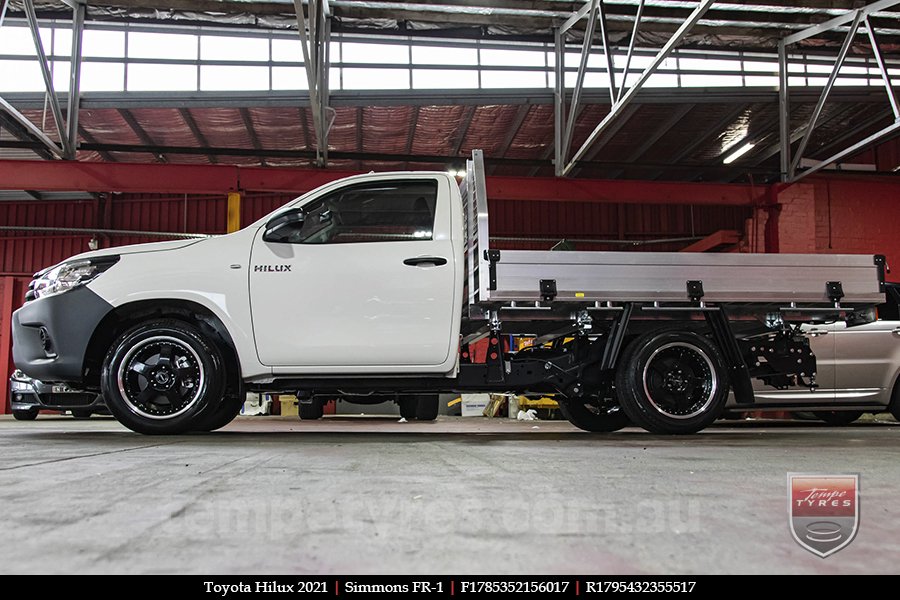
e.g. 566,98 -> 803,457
892,327 -> 900,334
808,329 -> 829,336
403,256 -> 447,267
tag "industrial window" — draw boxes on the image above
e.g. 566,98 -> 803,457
289,180 -> 438,245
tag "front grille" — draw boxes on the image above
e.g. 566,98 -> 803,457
45,394 -> 99,407
24,279 -> 35,302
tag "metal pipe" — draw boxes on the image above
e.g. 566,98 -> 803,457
553,28 -> 564,176
617,0 -> 644,104
596,0 -> 617,105
22,0 -> 71,158
0,96 -> 64,158
789,9 -> 864,177
777,40 -> 790,182
65,3 -> 85,161
864,16 -> 900,121
788,120 -> 900,183
783,0 -> 900,45
562,0 -> 599,164
562,0 -> 713,176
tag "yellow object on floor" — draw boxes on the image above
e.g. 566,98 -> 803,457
279,395 -> 299,416
517,395 -> 559,410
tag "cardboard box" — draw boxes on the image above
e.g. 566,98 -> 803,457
461,393 -> 490,417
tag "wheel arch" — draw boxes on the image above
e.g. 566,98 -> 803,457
83,299 -> 242,397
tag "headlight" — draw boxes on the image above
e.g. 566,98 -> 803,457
32,256 -> 119,300
10,370 -> 32,390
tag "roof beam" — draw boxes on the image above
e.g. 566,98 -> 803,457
77,124 -> 115,162
646,104 -> 747,180
451,105 -> 476,156
499,104 -> 531,153
0,108 -> 57,160
0,139 -> 780,178
118,108 -> 167,163
239,107 -> 266,166
179,108 -> 217,164
0,158 -> 767,206
299,107 -> 312,152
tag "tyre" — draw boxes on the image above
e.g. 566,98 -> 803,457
71,409 -> 93,419
101,319 -> 227,435
813,411 -> 863,426
615,329 -> 729,434
13,408 -> 39,421
398,396 -> 417,420
298,398 -> 324,420
889,383 -> 900,422
415,394 -> 439,421
192,392 -> 244,432
558,396 -> 630,432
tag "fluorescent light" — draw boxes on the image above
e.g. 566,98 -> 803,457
723,142 -> 755,164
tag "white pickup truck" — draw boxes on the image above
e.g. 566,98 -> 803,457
12,151 -> 885,435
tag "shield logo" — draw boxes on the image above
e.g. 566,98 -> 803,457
788,474 -> 859,558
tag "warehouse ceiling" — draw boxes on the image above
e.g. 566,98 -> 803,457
1,0 -> 900,182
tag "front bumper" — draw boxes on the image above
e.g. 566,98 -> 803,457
11,285 -> 114,384
9,378 -> 105,412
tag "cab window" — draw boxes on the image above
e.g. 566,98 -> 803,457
283,180 -> 437,245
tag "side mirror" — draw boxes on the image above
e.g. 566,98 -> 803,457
263,209 -> 305,242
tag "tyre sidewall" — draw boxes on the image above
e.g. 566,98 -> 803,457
102,320 -> 225,435
414,394 -> 439,421
558,397 -> 630,432
13,408 -> 39,421
617,330 -> 729,434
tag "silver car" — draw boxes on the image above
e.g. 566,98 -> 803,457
726,283 -> 900,424
9,370 -> 107,421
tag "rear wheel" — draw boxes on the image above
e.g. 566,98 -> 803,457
889,383 -> 900,422
101,319 -> 227,435
13,408 -> 39,421
299,398 -> 324,420
415,394 -> 440,421
615,330 -> 729,434
398,396 -> 417,419
558,395 -> 629,432
813,410 -> 863,426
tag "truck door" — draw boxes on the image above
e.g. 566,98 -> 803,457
249,176 -> 458,370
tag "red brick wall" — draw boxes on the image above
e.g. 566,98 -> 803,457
812,179 -> 900,273
743,179 -> 900,276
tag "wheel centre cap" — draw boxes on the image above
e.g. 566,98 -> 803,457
153,368 -> 174,388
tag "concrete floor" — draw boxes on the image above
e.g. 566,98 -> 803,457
0,414 -> 898,575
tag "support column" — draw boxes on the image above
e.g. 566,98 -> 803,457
763,185 -> 781,254
227,192 -> 242,233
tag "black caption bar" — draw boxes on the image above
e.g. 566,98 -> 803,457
204,577 -> 691,596
5,575 -> 874,594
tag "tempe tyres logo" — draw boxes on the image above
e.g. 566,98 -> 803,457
788,474 -> 859,558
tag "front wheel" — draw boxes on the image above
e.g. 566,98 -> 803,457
615,330 -> 729,434
101,319 -> 227,435
13,408 -> 39,421
558,395 -> 630,432
813,411 -> 863,426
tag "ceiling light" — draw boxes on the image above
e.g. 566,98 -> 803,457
723,142 -> 755,164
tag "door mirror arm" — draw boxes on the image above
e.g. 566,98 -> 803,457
263,209 -> 305,243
